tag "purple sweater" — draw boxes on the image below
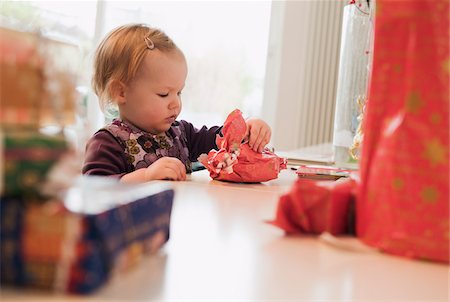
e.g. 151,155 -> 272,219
82,119 -> 221,179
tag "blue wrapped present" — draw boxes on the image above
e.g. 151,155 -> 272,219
0,176 -> 174,294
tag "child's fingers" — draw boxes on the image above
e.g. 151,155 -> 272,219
167,157 -> 186,180
163,165 -> 181,181
154,157 -> 184,181
248,126 -> 261,149
253,129 -> 269,153
243,126 -> 250,143
265,129 -> 271,144
257,139 -> 269,153
252,134 -> 264,152
260,130 -> 271,152
163,168 -> 178,181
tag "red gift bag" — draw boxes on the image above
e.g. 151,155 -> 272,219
357,0 -> 449,262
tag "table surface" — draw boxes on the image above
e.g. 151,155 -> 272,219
1,169 -> 449,302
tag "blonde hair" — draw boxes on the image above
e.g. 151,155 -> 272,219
92,24 -> 178,115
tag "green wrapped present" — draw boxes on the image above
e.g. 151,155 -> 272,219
2,129 -> 67,200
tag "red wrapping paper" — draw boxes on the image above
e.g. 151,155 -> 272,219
199,109 -> 287,182
357,0 -> 449,262
269,178 -> 356,235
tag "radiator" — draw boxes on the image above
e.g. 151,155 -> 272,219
264,1 -> 345,150
296,1 -> 344,148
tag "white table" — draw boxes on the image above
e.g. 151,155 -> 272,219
1,169 -> 448,301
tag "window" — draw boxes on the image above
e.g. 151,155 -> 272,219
0,0 -> 98,85
2,1 -> 272,135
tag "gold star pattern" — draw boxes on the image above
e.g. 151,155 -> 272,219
376,1 -> 383,16
392,178 -> 404,190
424,229 -> 433,237
393,64 -> 402,73
443,57 -> 449,74
421,186 -> 439,204
367,189 -> 376,203
422,138 -> 448,166
405,91 -> 423,114
430,113 -> 442,125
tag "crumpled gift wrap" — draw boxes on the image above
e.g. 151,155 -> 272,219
199,109 -> 287,182
269,177 -> 356,235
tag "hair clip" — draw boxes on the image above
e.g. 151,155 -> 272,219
144,36 -> 155,50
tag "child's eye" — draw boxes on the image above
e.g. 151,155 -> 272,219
157,93 -> 169,98
177,91 -> 182,96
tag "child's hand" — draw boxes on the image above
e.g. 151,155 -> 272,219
245,118 -> 271,153
145,157 -> 187,181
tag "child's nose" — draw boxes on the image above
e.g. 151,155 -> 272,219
168,96 -> 180,110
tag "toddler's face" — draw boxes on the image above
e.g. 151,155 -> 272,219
119,49 -> 187,134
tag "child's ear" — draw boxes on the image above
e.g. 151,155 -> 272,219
110,80 -> 127,105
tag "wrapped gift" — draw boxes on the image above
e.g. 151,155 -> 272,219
0,28 -> 44,128
0,177 -> 174,293
269,177 -> 356,235
1,129 -> 68,200
199,109 -> 287,182
0,197 -> 25,285
0,27 -> 76,129
357,0 -> 449,262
